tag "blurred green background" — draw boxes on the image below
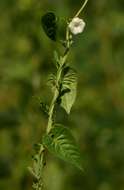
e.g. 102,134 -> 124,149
0,0 -> 124,190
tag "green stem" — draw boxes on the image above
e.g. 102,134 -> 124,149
66,27 -> 70,49
47,85 -> 59,133
47,52 -> 69,133
47,22 -> 71,134
74,0 -> 88,18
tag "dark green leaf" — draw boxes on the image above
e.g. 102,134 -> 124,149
60,88 -> 71,96
41,12 -> 57,41
42,124 -> 83,171
40,102 -> 49,117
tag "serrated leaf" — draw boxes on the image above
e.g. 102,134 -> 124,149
41,12 -> 57,41
42,124 -> 83,171
60,67 -> 77,114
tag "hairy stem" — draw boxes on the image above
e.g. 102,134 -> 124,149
46,25 -> 71,134
47,51 -> 69,133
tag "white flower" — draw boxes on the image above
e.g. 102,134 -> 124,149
68,17 -> 86,35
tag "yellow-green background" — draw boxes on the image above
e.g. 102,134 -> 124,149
0,0 -> 124,189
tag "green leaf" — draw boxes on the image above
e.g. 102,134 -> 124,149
47,73 -> 57,93
60,67 -> 77,114
42,124 -> 83,171
41,12 -> 57,41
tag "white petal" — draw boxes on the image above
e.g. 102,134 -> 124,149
68,17 -> 86,35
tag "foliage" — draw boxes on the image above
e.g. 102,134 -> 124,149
29,7 -> 86,188
0,0 -> 124,190
60,67 -> 77,114
41,12 -> 57,41
43,124 -> 83,171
